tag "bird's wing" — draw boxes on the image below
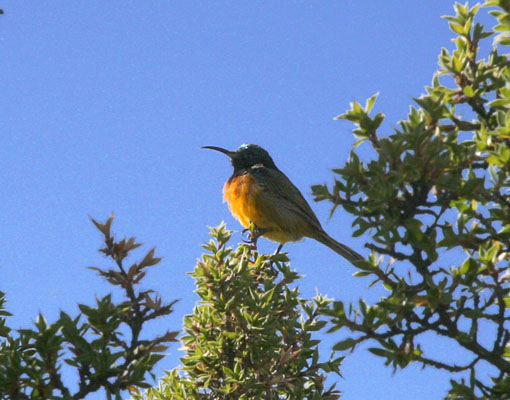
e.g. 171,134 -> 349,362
251,165 -> 323,232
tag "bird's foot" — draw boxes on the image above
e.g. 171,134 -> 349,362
273,244 -> 284,255
242,224 -> 272,251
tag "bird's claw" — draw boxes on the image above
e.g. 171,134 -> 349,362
242,225 -> 272,250
241,228 -> 252,244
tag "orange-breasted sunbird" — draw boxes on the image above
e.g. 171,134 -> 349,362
203,144 -> 363,266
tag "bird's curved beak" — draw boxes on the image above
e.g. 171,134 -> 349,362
202,146 -> 235,158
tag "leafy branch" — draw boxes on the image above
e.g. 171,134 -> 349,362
0,216 -> 178,400
313,1 -> 510,398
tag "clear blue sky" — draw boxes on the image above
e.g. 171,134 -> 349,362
0,2 -> 495,399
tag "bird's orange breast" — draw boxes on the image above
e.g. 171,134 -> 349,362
222,173 -> 305,244
223,174 -> 264,229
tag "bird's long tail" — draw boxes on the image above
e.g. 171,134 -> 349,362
313,230 -> 364,266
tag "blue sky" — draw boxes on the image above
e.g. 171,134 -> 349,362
0,2 -> 496,399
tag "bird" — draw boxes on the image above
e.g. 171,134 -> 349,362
202,144 -> 363,266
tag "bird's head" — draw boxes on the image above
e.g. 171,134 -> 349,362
202,144 -> 277,171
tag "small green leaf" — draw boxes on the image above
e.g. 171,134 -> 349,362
463,86 -> 474,97
365,92 -> 379,113
333,338 -> 357,351
504,297 -> 510,308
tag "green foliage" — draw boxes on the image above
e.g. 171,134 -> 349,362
0,216 -> 178,400
136,225 -> 342,400
313,2 -> 510,398
0,293 -> 11,340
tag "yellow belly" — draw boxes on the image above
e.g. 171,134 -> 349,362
223,174 -> 304,244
